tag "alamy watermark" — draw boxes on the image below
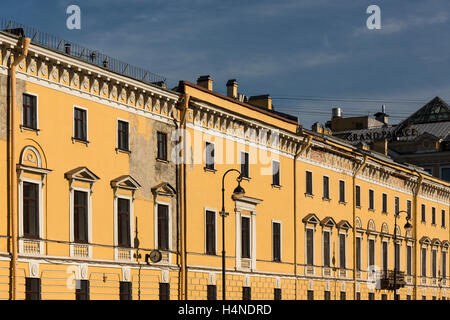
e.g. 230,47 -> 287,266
66,5 -> 81,30
366,5 -> 381,30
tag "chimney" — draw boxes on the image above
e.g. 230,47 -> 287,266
312,122 -> 323,134
372,139 -> 388,156
64,42 -> 71,55
248,95 -> 272,110
332,107 -> 342,118
197,75 -> 213,91
374,105 -> 389,125
226,79 -> 238,99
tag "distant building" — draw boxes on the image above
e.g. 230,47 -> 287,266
326,97 -> 450,182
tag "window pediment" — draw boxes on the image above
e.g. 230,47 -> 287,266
320,216 -> 337,228
302,213 -> 320,225
419,236 -> 432,245
151,182 -> 176,197
336,220 -> 352,230
110,175 -> 141,190
65,167 -> 100,183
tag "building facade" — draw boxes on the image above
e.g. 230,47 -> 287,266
0,26 -> 449,300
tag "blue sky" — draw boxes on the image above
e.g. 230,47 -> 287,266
4,0 -> 450,128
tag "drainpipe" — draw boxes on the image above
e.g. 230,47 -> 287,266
293,134 -> 311,300
8,36 -> 31,300
413,171 -> 423,300
352,154 -> 367,300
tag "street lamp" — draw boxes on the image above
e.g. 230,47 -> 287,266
220,169 -> 245,300
393,210 -> 413,300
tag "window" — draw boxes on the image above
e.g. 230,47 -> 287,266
382,242 -> 388,272
158,204 -> 170,250
369,189 -> 374,210
157,132 -> 167,160
339,233 -> 346,269
339,180 -> 345,203
25,278 -> 41,300
324,291 -> 331,300
272,222 -> 281,262
421,247 -> 427,277
241,216 -> 251,259
120,281 -> 132,300
368,292 -> 375,300
207,285 -> 217,300
356,237 -> 361,271
117,120 -> 129,151
74,190 -> 88,243
73,107 -> 87,141
340,292 -> 346,300
22,93 -> 37,129
432,207 -> 436,225
76,280 -> 90,300
382,294 -> 387,300
368,239 -> 375,267
323,176 -> 330,199
272,161 -> 280,186
395,197 -> 400,216
205,210 -> 216,255
159,283 -> 170,300
23,182 -> 39,239
442,210 -> 446,228
307,290 -> 314,300
306,228 -> 314,266
355,185 -> 361,207
421,204 -> 426,222
117,198 -> 131,247
356,292 -> 361,300
406,245 -> 412,276
382,193 -> 387,213
442,251 -> 447,279
407,295 -> 411,300
323,231 -> 331,267
305,171 -> 312,195
395,243 -> 400,271
240,152 -> 249,178
243,287 -> 251,300
205,142 -> 215,170
407,200 -> 412,219
432,249 -> 437,278
441,167 -> 450,182
274,288 -> 282,300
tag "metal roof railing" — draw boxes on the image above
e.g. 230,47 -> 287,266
0,18 -> 166,85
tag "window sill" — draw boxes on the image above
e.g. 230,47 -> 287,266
203,167 -> 217,173
339,201 -> 347,205
271,184 -> 282,189
381,211 -> 388,215
241,176 -> 251,181
72,137 -> 90,146
116,148 -> 131,154
304,193 -> 314,198
368,208 -> 375,212
356,205 -> 361,210
156,158 -> 169,164
20,125 -> 40,134
322,197 -> 331,202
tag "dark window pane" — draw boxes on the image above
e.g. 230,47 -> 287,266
118,198 -> 130,247
305,171 -> 312,195
23,182 -> 39,238
421,204 -> 426,222
118,120 -> 129,151
76,280 -> 90,300
205,211 -> 216,255
407,246 -> 412,276
421,248 -> 427,277
355,186 -> 361,207
442,210 -> 446,227
382,242 -> 388,272
158,204 -> 169,250
241,152 -> 249,178
159,283 -> 170,300
339,234 -> 346,269
25,278 -> 41,300
207,285 -> 217,300
339,180 -> 345,202
205,142 -> 215,170
74,108 -> 87,141
241,217 -> 250,258
157,132 -> 167,160
120,281 -> 132,300
356,238 -> 361,271
323,176 -> 329,199
395,243 -> 400,271
273,222 -> 281,262
274,288 -> 282,300
306,228 -> 314,265
323,232 -> 330,267
382,194 -> 387,213
324,291 -> 331,300
340,292 -> 346,300
272,161 -> 280,186
22,94 -> 37,129
369,240 -> 375,267
369,190 -> 374,210
74,191 -> 88,243
243,287 -> 251,300
432,207 -> 436,225
307,290 -> 314,300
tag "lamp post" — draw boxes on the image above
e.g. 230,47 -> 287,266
393,210 -> 413,300
220,169 -> 245,300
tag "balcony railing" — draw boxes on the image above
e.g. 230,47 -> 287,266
0,18 -> 166,85
376,270 -> 406,290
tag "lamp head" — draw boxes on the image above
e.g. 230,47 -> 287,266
232,180 -> 245,199
404,219 -> 413,232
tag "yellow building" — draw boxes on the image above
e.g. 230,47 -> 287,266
0,23 -> 449,300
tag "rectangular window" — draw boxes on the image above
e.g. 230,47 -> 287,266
382,193 -> 387,213
117,120 -> 129,151
119,281 -> 132,300
306,228 -> 314,266
395,197 -> 400,215
339,180 -> 345,203
240,152 -> 249,179
74,190 -> 88,243
339,233 -> 346,269
323,231 -> 331,267
369,189 -> 374,210
421,204 -> 426,222
74,107 -> 87,141
305,171 -> 312,195
432,249 -> 437,278
75,280 -> 90,300
23,182 -> 39,239
356,237 -> 361,271
117,198 -> 131,248
323,176 -> 329,199
207,285 -> 217,300
158,204 -> 169,250
272,222 -> 281,262
274,288 -> 282,300
340,292 -> 346,300
382,242 -> 388,272
421,248 -> 427,277
272,161 -> 280,186
25,278 -> 41,300
382,294 -> 387,300
324,291 -> 331,300
432,207 -> 436,225
369,292 -> 374,300
22,94 -> 37,129
243,287 -> 251,300
442,210 -> 446,228
368,239 -> 375,267
355,185 -> 361,207
407,200 -> 412,219
157,132 -> 167,160
205,210 -> 216,255
159,283 -> 170,300
407,246 -> 412,276
395,243 -> 400,271
442,251 -> 447,278
205,142 -> 215,170
356,292 -> 361,300
307,290 -> 314,300
241,216 -> 251,259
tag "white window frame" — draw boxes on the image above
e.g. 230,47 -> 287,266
69,186 -> 93,258
272,220 -> 282,262
204,141 -> 215,170
305,226 -> 315,266
322,230 -> 332,267
421,246 -> 427,277
116,118 -> 130,151
73,105 -> 89,141
382,240 -> 389,272
382,193 -> 388,213
431,248 -> 438,278
272,160 -> 281,186
406,244 -> 413,276
339,180 -> 346,203
368,189 -> 375,210
22,92 -> 39,130
154,200 -> 172,252
305,170 -> 312,194
240,151 -> 250,179
394,241 -> 401,271
322,175 -> 330,200
356,236 -> 362,271
204,208 -> 218,255
338,232 -> 347,269
355,185 -> 361,208
368,238 -> 376,269
114,194 -> 135,261
240,213 -> 252,260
